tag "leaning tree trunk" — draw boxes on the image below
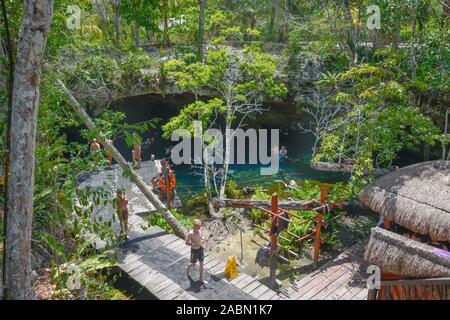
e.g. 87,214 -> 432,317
6,0 -> 54,300
57,80 -> 188,239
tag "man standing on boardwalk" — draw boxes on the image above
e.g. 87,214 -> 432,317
186,219 -> 208,286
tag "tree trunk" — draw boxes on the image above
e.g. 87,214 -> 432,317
440,0 -> 450,28
112,0 -> 121,44
444,108 -> 449,160
6,0 -> 54,300
0,41 -> 5,113
268,1 -> 276,40
216,198 -> 334,211
1,0 -> 14,299
57,80 -> 188,239
219,112 -> 232,199
146,28 -> 153,42
163,9 -> 169,47
93,0 -> 113,39
342,0 -> 360,65
135,21 -> 140,47
409,8 -> 418,107
198,0 -> 206,60
204,166 -> 220,218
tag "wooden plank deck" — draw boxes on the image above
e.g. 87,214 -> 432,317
278,239 -> 370,300
78,161 -> 278,300
116,224 -> 279,300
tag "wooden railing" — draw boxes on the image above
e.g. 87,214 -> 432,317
252,188 -> 343,267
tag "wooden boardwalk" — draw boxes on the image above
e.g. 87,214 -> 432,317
116,222 -> 280,300
77,161 -> 278,300
277,239 -> 370,300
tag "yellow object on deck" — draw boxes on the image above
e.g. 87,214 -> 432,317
224,256 -> 239,280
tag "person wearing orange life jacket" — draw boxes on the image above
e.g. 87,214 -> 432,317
159,160 -> 176,201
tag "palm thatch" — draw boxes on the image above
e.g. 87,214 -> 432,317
360,160 -> 450,241
365,227 -> 450,278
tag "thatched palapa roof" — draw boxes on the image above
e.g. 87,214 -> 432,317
365,227 -> 450,278
360,161 -> 450,241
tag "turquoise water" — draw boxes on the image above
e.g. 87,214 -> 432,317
173,159 -> 348,202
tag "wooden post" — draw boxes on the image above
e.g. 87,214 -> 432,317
313,213 -> 323,268
383,217 -> 393,230
314,187 -> 328,268
167,170 -> 171,210
270,193 -> 279,253
240,227 -> 244,263
320,186 -> 328,203
269,193 -> 278,288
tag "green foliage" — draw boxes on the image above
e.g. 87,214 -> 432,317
83,109 -> 160,147
50,254 -> 123,300
120,49 -> 155,84
224,180 -> 243,199
161,43 -> 286,144
222,26 -> 243,41
314,52 -> 442,176
162,98 -> 225,139
163,57 -> 212,98
250,186 -> 271,223
121,0 -> 160,31
288,181 -> 321,201
145,209 -> 194,233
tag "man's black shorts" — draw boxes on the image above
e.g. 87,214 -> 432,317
190,247 -> 204,263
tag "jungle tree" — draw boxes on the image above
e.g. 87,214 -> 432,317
162,43 -> 286,216
6,0 -> 55,300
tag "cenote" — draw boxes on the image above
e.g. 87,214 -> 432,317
102,93 -> 349,202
